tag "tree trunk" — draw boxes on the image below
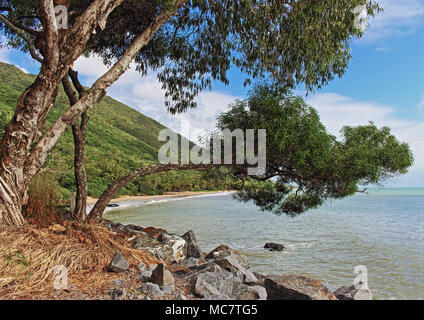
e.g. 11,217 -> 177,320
62,71 -> 88,222
0,0 -> 184,227
88,163 -> 219,221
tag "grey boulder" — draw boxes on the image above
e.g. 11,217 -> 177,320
107,251 -> 129,273
150,264 -> 175,286
333,285 -> 373,300
182,230 -> 204,260
265,275 -> 338,300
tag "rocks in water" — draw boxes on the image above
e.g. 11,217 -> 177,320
182,230 -> 204,260
333,285 -> 373,300
206,245 -> 250,269
158,233 -> 187,263
107,251 -> 129,273
140,282 -> 164,297
192,266 -> 235,298
107,203 -> 120,208
264,242 -> 285,252
264,275 -> 338,300
150,264 -> 175,286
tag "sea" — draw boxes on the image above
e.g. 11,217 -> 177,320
104,188 -> 424,300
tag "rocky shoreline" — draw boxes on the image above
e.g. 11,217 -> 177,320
97,219 -> 373,300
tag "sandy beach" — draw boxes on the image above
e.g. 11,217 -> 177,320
86,190 -> 234,205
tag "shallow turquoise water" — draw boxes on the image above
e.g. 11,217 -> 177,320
105,188 -> 424,300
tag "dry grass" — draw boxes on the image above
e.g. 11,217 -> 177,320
0,221 -> 159,299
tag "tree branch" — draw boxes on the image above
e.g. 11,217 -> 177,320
88,162 -> 221,221
0,14 -> 42,62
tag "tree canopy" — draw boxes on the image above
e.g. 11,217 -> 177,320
217,85 -> 413,216
1,0 -> 380,112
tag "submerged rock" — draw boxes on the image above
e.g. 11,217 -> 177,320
333,285 -> 373,300
107,250 -> 129,273
264,243 -> 285,251
264,275 -> 338,300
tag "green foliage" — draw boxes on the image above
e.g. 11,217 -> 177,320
218,84 -> 414,216
0,62 -> 233,197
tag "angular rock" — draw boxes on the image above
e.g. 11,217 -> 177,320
333,285 -> 373,300
150,264 -> 175,286
185,257 -> 202,267
140,282 -> 164,297
205,245 -> 250,269
264,242 -> 285,251
215,255 -> 258,284
172,260 -> 217,280
160,285 -> 175,294
265,275 -> 338,300
137,263 -> 158,282
232,281 -> 257,300
132,235 -> 175,264
192,266 -> 234,298
182,230 -> 204,259
108,288 -> 127,300
158,233 -> 187,263
248,286 -> 267,300
107,251 -> 129,273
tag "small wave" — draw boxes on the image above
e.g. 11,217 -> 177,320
285,242 -> 316,250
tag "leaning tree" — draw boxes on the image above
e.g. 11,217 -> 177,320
0,0 -> 380,226
87,84 -> 413,220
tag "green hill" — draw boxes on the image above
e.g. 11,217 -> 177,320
0,62 -> 232,198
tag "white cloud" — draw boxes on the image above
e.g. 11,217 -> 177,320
307,92 -> 424,187
0,46 -> 10,63
361,0 -> 424,41
75,55 -> 240,143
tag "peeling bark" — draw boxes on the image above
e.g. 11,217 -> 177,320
0,0 -> 186,226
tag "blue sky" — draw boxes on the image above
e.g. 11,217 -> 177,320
1,0 -> 423,187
